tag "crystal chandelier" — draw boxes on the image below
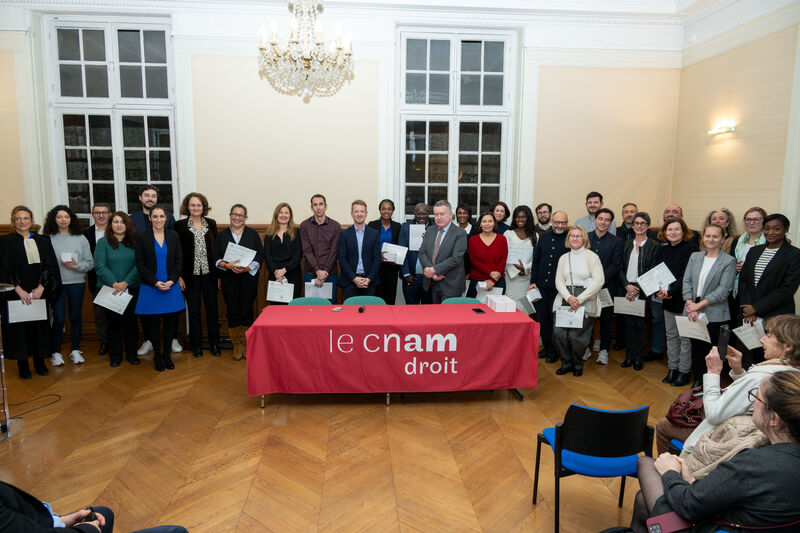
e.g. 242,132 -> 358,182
258,0 -> 353,100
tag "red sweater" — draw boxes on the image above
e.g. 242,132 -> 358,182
468,233 -> 508,280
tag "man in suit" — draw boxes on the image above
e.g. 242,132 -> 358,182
338,200 -> 382,299
418,200 -> 468,304
398,203 -> 432,304
0,479 -> 187,532
588,208 -> 623,365
83,203 -> 111,355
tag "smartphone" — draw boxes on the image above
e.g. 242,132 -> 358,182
472,308 -> 486,314
332,306 -> 343,312
78,509 -> 96,523
717,325 -> 731,359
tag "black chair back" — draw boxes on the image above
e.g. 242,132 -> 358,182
559,404 -> 651,457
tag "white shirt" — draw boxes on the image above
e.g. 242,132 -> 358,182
95,227 -> 106,244
563,248 -> 592,287
697,255 -> 717,297
626,241 -> 640,284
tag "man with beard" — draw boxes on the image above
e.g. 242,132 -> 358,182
616,202 -> 638,242
528,210 -> 569,362
534,202 -> 552,235
575,191 -> 616,235
129,185 -> 175,233
586,208 -> 622,365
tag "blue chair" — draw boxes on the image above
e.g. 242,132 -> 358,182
669,438 -> 685,455
289,297 -> 331,306
442,297 -> 481,305
343,295 -> 386,305
533,404 -> 654,532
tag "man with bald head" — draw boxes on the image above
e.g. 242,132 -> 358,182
661,204 -> 699,246
528,210 -> 569,362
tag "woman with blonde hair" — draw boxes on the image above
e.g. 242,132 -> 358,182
264,202 -> 303,301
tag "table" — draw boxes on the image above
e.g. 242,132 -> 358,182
246,304 -> 539,400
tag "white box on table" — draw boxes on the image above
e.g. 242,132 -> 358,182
486,294 -> 516,313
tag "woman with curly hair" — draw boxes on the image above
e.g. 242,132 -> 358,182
42,204 -> 93,366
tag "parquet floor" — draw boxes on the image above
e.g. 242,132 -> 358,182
1,340 -> 681,532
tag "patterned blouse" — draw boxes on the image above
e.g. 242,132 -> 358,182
189,218 -> 210,275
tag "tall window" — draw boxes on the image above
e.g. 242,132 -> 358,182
399,31 -> 514,218
47,18 -> 176,220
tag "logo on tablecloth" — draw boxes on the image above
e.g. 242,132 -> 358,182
329,330 -> 459,375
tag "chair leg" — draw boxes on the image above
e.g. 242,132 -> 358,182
618,475 -> 626,507
533,438 -> 542,505
554,471 -> 560,533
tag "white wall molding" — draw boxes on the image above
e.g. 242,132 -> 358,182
781,24 -> 800,244
682,1 -> 800,66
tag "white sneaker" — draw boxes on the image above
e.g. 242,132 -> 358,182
171,338 -> 183,353
51,352 -> 65,367
596,349 -> 609,365
582,347 -> 592,361
137,340 -> 153,356
593,339 -> 601,352
70,350 -> 85,364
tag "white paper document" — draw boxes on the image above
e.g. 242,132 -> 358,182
637,262 -> 677,297
555,306 -> 585,328
93,285 -> 133,315
304,282 -> 333,299
7,299 -> 48,323
381,243 -> 408,265
613,296 -> 646,317
476,286 -> 503,304
60,252 -> 76,263
506,245 -> 533,265
409,225 -> 425,252
517,295 -> 535,315
598,288 -> 614,308
267,280 -> 295,303
675,316 -> 710,342
526,287 -> 542,303
733,322 -> 766,350
222,242 -> 257,267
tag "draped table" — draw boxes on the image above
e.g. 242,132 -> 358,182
246,304 -> 539,402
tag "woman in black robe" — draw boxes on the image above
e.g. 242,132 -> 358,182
0,206 -> 61,379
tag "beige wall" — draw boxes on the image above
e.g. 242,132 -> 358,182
191,55 -> 380,224
672,25 -> 799,231
534,66 -> 680,226
0,49 -> 25,216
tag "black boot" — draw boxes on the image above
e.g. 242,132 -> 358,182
154,352 -> 165,372
671,372 -> 691,387
662,369 -> 679,384
17,359 -> 32,380
163,352 -> 175,370
555,363 -> 573,375
644,351 -> 664,361
33,357 -> 48,376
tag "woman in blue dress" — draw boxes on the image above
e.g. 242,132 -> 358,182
135,206 -> 185,371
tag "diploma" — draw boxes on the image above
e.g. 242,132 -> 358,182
381,243 -> 408,265
475,284 -> 503,304
222,242 -> 257,267
304,282 -> 333,299
409,224 -> 425,252
613,296 -> 646,317
555,306 -> 585,328
675,316 -> 710,342
60,252 -> 76,263
526,287 -> 542,303
733,322 -> 766,351
7,299 -> 48,323
267,280 -> 294,303
598,288 -> 613,308
637,262 -> 677,297
506,245 -> 532,265
93,285 -> 133,315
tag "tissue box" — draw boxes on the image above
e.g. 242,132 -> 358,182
486,294 -> 516,313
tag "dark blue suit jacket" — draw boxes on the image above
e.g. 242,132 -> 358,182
337,225 -> 382,288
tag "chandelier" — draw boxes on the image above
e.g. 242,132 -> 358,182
258,0 -> 353,100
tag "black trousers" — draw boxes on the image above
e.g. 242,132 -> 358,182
142,312 -> 177,356
401,275 -> 431,304
690,321 -> 724,381
107,290 -> 139,363
624,315 -> 647,363
598,304 -> 613,350
90,286 -> 110,344
185,273 -> 220,348
343,284 -> 377,299
374,264 -> 399,304
533,287 -> 557,355
220,272 -> 259,328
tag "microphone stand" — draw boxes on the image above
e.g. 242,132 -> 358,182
1,318 -> 24,442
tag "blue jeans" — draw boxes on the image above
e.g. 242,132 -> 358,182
303,272 -> 339,304
51,282 -> 85,353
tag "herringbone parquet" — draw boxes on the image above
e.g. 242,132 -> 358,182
1,342 -> 680,532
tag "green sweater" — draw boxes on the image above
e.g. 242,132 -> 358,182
94,237 -> 140,289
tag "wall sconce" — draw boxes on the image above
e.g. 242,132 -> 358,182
708,124 -> 736,135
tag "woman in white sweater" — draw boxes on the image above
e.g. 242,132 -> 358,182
42,205 -> 93,366
551,225 -> 605,376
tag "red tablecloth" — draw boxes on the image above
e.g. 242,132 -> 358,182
246,304 -> 539,395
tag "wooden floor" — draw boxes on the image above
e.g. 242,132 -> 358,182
0,340 -> 681,533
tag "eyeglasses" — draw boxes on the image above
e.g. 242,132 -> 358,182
632,221 -> 649,226
744,218 -> 763,223
229,213 -> 246,219
747,387 -> 764,404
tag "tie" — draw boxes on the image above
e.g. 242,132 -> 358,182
432,228 -> 444,263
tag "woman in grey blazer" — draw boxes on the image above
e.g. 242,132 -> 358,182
682,224 -> 736,388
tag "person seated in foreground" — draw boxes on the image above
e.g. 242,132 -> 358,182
630,371 -> 800,533
0,479 -> 187,532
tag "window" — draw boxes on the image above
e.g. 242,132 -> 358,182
47,17 -> 176,220
399,31 -> 514,218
